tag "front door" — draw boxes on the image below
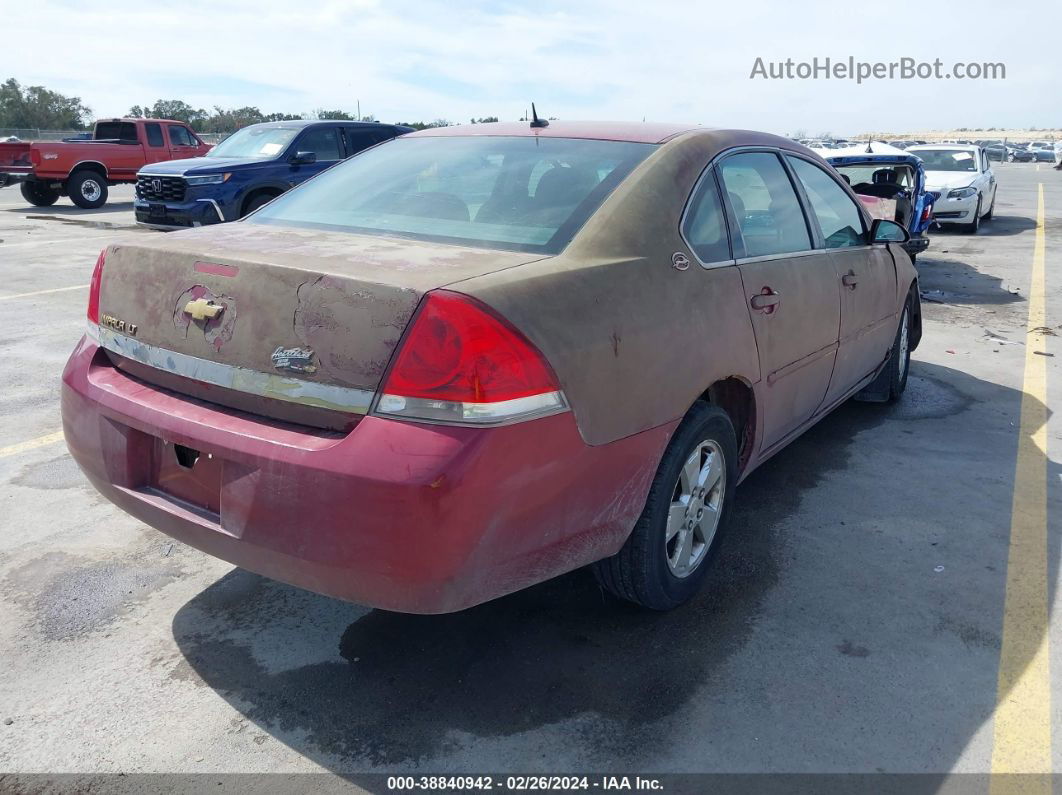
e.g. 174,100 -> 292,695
783,154 -> 899,404
288,127 -> 344,185
719,151 -> 841,451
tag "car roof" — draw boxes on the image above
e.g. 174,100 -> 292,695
248,119 -> 407,131
406,120 -> 706,144
826,153 -> 924,168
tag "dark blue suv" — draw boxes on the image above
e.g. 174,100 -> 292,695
134,120 -> 412,228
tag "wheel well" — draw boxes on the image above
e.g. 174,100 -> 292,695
242,188 -> 281,215
69,161 -> 108,180
701,378 -> 756,472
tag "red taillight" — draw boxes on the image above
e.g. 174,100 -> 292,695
87,249 -> 105,325
921,205 -> 932,223
377,291 -> 566,424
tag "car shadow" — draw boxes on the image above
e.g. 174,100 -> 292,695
171,361 -> 1057,776
5,200 -> 135,214
916,254 -> 1024,306
929,214 -> 1037,238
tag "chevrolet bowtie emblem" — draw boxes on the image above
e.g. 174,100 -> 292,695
183,297 -> 224,321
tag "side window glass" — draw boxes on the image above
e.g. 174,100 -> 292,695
786,156 -> 866,249
681,170 -> 732,264
296,128 -> 342,161
168,125 -> 195,147
145,123 -> 164,148
719,152 -> 811,258
345,130 -> 387,155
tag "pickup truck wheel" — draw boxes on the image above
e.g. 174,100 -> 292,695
593,401 -> 737,611
67,171 -> 108,209
20,181 -> 60,207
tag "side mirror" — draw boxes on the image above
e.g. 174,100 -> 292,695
870,218 -> 910,244
290,151 -> 317,165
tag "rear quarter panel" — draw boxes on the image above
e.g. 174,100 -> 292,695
458,132 -> 763,447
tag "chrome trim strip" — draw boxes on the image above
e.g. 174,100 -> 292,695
373,391 -> 570,427
93,326 -> 374,414
735,249 -> 820,265
196,198 -> 226,222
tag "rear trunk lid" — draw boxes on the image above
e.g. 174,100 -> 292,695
96,223 -> 545,426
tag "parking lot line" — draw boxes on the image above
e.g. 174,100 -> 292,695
0,430 -> 65,459
0,284 -> 88,301
990,182 -> 1051,792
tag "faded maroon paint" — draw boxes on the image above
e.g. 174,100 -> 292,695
62,338 -> 674,613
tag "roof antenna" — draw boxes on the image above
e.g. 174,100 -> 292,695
530,103 -> 549,129
865,136 -> 873,154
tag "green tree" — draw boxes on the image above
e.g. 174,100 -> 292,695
128,99 -> 207,128
0,78 -> 91,130
315,109 -> 354,120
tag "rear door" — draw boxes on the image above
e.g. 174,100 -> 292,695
719,150 -> 841,451
141,122 -> 170,167
343,127 -> 394,158
784,154 -> 897,405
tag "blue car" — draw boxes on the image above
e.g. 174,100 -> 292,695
134,120 -> 412,228
825,152 -> 937,262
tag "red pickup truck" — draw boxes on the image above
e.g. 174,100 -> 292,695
0,118 -> 211,209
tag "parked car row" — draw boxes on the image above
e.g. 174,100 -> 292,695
0,117 -> 413,213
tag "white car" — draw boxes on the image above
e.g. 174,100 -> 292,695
907,144 -> 997,233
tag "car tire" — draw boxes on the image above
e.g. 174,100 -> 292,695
241,192 -> 277,218
963,196 -> 982,234
67,170 -> 108,209
984,191 -> 995,220
20,181 -> 60,207
592,401 -> 738,611
885,298 -> 913,402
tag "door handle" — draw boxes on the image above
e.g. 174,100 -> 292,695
749,287 -> 781,313
842,271 -> 858,289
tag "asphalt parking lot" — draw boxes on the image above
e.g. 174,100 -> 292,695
0,166 -> 1060,786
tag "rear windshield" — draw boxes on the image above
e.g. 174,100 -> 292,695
910,149 -> 978,172
95,122 -> 137,142
207,126 -> 299,159
248,136 -> 657,254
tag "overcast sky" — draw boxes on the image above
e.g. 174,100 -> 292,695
5,0 -> 1059,134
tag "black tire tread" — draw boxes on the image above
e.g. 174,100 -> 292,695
593,401 -> 737,610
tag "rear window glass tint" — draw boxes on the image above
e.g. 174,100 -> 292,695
250,136 -> 656,255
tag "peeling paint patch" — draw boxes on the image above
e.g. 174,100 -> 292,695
172,285 -> 237,352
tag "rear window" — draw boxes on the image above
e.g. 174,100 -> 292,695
249,136 -> 656,254
909,149 -> 978,172
95,122 -> 137,142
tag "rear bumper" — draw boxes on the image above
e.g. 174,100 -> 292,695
902,235 -> 930,255
62,338 -> 671,613
133,196 -> 228,228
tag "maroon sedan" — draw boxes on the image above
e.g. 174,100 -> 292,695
62,121 -> 920,612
